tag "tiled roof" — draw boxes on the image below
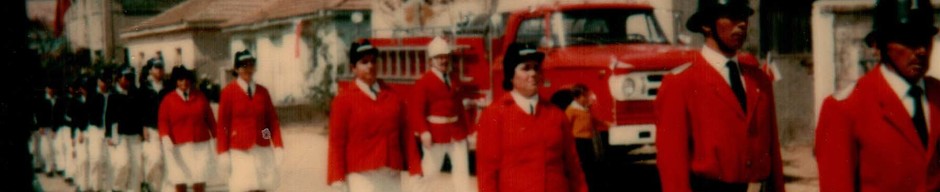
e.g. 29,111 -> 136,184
123,0 -> 274,33
222,0 -> 370,27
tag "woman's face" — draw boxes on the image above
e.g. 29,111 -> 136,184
511,61 -> 542,96
353,55 -> 377,84
176,79 -> 192,91
237,61 -> 256,81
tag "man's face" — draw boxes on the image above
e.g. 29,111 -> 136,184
430,55 -> 450,72
176,79 -> 192,91
705,15 -> 749,52
353,55 -> 377,83
884,38 -> 933,82
511,61 -> 542,95
151,67 -> 164,80
236,61 -> 256,79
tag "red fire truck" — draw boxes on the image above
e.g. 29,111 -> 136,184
341,2 -> 699,162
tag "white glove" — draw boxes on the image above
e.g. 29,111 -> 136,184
330,181 -> 349,192
420,132 -> 432,148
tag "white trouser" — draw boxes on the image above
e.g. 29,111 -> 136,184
29,131 -> 41,169
165,141 -> 212,185
348,167 -> 402,192
142,127 -> 164,192
75,130 -> 90,190
87,126 -> 110,191
111,135 -> 143,192
54,127 -> 71,174
229,146 -> 280,191
420,139 -> 471,192
39,128 -> 57,173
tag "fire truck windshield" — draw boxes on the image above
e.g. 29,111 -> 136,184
550,9 -> 668,46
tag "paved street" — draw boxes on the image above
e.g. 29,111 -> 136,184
38,122 -> 820,192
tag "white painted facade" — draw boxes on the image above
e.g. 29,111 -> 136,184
65,0 -> 107,56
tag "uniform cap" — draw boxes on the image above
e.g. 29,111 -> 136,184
427,36 -> 452,57
867,0 -> 938,46
348,39 -> 379,66
686,0 -> 754,33
234,50 -> 256,69
502,44 -> 545,90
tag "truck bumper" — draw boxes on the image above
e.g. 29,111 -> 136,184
608,124 -> 655,146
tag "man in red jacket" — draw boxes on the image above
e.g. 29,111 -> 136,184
815,0 -> 940,191
408,36 -> 472,192
216,50 -> 285,192
654,0 -> 784,191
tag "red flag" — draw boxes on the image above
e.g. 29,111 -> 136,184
294,19 -> 303,58
53,0 -> 71,37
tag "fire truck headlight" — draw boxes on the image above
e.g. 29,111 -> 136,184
622,78 -> 637,96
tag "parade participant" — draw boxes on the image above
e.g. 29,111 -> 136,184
111,66 -> 144,192
159,66 -> 216,192
139,57 -> 170,192
34,79 -> 69,177
87,69 -> 122,191
70,76 -> 92,191
815,0 -> 940,191
475,44 -> 587,192
327,39 -> 421,192
562,84 -> 608,192
62,78 -> 78,184
407,36 -> 471,192
217,50 -> 285,192
654,0 -> 785,191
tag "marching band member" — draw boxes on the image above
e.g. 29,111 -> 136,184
160,66 -> 216,192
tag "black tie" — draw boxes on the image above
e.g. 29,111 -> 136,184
726,61 -> 747,112
370,86 -> 378,96
247,86 -> 253,99
909,86 -> 928,148
443,73 -> 451,90
183,91 -> 189,101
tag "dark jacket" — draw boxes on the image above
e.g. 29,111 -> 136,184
87,91 -> 123,138
69,95 -> 90,136
115,86 -> 143,135
139,79 -> 171,129
34,94 -> 69,131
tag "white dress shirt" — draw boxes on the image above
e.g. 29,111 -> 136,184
510,90 -> 538,115
881,65 -> 931,133
701,45 -> 745,86
355,79 -> 381,101
236,78 -> 257,98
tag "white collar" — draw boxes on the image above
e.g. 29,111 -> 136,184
510,90 -> 539,115
568,100 -> 587,111
45,93 -> 55,101
355,78 -> 380,100
176,88 -> 190,101
881,65 -> 925,100
98,87 -> 110,96
701,45 -> 739,70
430,68 -> 449,83
237,78 -> 256,95
115,85 -> 129,95
148,76 -> 163,91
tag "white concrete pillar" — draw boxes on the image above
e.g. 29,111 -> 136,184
811,3 -> 835,128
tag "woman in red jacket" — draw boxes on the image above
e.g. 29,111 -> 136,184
217,50 -> 285,192
475,44 -> 587,192
158,66 -> 216,192
327,39 -> 420,192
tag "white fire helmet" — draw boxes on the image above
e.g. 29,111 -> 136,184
427,36 -> 452,57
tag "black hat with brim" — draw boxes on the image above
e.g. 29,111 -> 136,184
234,50 -> 256,69
686,0 -> 755,33
170,66 -> 196,83
867,0 -> 938,47
501,43 -> 545,91
348,39 -> 379,66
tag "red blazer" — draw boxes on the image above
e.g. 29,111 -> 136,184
158,90 -> 216,144
407,71 -> 471,143
475,93 -> 587,192
815,66 -> 940,192
327,82 -> 421,184
216,81 -> 284,153
654,53 -> 785,192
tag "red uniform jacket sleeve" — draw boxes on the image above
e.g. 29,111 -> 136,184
262,90 -> 284,148
654,73 -> 693,192
327,93 -> 350,184
216,87 -> 233,154
158,94 -> 172,139
408,80 -> 430,135
815,96 -> 856,192
401,99 -> 422,176
476,106 -> 501,192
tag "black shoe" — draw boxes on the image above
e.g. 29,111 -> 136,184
45,172 -> 54,178
56,170 -> 65,176
65,178 -> 73,184
141,183 -> 151,192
